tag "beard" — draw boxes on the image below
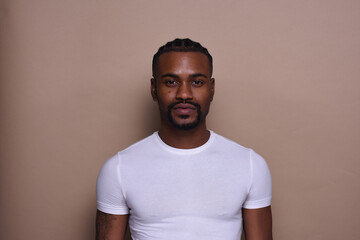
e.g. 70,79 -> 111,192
167,101 -> 202,130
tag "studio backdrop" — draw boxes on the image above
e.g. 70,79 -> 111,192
0,1 -> 359,239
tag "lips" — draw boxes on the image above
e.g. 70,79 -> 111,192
172,103 -> 196,115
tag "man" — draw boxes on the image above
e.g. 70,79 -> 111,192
96,38 -> 272,240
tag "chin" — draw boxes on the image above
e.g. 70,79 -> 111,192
167,108 -> 203,130
173,123 -> 199,130
171,118 -> 201,130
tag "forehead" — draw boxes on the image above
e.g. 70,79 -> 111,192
156,52 -> 211,76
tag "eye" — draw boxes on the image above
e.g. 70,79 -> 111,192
192,80 -> 204,87
165,79 -> 177,87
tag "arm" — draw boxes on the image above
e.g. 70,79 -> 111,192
242,206 -> 272,240
96,210 -> 129,240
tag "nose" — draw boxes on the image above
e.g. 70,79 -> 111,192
176,82 -> 193,101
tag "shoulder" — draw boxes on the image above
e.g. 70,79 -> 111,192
119,133 -> 157,155
211,131 -> 270,166
98,133 -> 155,169
97,153 -> 120,181
211,131 -> 251,154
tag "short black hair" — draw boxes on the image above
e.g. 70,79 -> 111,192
152,38 -> 213,77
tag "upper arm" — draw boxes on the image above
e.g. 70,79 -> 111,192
96,210 -> 129,240
243,151 -> 272,209
242,206 -> 272,240
96,156 -> 129,239
97,155 -> 129,215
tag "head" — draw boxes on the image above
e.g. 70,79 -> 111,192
151,38 -> 215,131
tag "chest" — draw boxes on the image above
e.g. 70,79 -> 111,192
122,157 -> 250,220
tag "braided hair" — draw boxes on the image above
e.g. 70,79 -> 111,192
152,38 -> 213,77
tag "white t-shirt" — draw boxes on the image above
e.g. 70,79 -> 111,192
97,131 -> 272,240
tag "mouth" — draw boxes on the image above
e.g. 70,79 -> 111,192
172,103 -> 196,115
167,101 -> 203,130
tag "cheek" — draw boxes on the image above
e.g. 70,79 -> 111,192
195,91 -> 212,102
156,92 -> 173,109
158,89 -> 176,101
197,94 -> 213,111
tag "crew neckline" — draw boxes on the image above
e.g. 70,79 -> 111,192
153,130 -> 215,155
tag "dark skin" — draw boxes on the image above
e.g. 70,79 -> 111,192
243,207 -> 273,240
96,51 -> 272,240
151,52 -> 215,149
96,210 -> 128,240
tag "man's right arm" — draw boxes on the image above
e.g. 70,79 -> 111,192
96,210 -> 129,240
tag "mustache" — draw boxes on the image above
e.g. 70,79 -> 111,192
167,101 -> 201,111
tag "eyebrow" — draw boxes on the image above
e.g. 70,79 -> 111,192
191,73 -> 208,78
160,73 -> 179,79
160,73 -> 208,79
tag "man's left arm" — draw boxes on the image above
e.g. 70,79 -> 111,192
242,206 -> 272,240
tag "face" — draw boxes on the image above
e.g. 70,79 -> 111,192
151,52 -> 215,130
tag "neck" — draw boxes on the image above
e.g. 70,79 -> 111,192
158,122 -> 210,149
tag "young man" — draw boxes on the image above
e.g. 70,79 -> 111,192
96,38 -> 272,240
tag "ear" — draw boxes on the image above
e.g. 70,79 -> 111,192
151,78 -> 158,101
210,78 -> 215,101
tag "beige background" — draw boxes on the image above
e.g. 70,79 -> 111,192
1,0 -> 359,239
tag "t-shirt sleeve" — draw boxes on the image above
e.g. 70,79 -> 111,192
96,153 -> 129,215
242,150 -> 272,209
